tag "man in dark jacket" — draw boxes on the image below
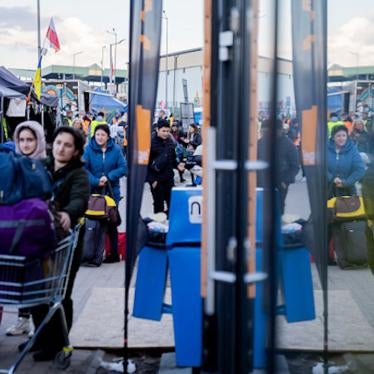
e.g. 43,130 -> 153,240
147,120 -> 179,214
257,119 -> 300,215
28,126 -> 90,361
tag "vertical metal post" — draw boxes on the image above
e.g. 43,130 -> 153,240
37,0 -> 41,62
114,30 -> 118,92
163,10 -> 168,108
41,105 -> 45,129
73,51 -> 82,80
109,44 -> 113,86
173,55 -> 178,113
101,45 -> 106,88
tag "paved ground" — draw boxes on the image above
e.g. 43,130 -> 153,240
2,176 -> 374,373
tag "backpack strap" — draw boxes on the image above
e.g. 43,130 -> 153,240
9,220 -> 27,254
0,219 -> 46,254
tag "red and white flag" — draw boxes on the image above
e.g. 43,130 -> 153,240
46,17 -> 60,53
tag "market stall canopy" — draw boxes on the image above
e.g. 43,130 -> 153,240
88,90 -> 127,113
0,84 -> 26,98
0,66 -> 29,95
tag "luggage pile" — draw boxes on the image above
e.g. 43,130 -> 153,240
81,194 -> 119,266
328,196 -> 368,269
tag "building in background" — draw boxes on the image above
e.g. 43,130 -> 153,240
154,47 -> 295,120
10,51 -> 374,121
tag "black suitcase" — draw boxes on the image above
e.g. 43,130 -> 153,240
332,220 -> 368,269
82,219 -> 107,266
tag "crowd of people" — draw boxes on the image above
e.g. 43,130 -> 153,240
4,106 -> 373,361
0,110 -> 128,361
0,108 -> 204,362
2,121 -> 90,361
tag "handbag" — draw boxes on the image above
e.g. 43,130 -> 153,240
85,194 -> 119,223
327,196 -> 366,221
85,181 -> 121,226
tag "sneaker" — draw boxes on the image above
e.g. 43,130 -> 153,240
6,317 -> 32,336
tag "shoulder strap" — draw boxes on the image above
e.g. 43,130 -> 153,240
9,220 -> 27,254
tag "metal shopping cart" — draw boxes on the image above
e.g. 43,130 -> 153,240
0,227 -> 79,374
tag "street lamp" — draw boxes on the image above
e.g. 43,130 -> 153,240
109,38 -> 126,93
162,10 -> 169,109
173,55 -> 179,112
107,28 -> 126,93
101,45 -> 106,88
73,51 -> 83,80
349,51 -> 359,80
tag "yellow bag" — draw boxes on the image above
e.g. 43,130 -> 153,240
327,196 -> 366,221
85,194 -> 117,221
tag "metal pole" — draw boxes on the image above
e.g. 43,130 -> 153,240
101,45 -> 106,88
349,51 -> 359,80
166,15 -> 168,108
109,43 -> 113,86
114,30 -> 118,93
73,51 -> 82,80
73,54 -> 76,80
37,0 -> 41,62
41,105 -> 44,128
163,10 -> 168,109
173,55 -> 178,113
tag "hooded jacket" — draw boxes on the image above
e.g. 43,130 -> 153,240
13,120 -> 46,159
83,137 -> 127,203
327,137 -> 365,196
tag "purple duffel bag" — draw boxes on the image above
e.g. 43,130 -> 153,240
0,197 -> 56,259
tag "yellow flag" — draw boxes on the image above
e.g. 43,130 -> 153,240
32,63 -> 41,100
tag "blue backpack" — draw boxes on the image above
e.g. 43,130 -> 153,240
0,148 -> 52,204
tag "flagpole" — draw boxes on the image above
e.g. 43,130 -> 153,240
37,0 -> 41,63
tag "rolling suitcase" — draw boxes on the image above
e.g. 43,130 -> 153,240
332,220 -> 368,269
82,218 -> 107,266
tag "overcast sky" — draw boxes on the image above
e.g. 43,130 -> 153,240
0,0 -> 373,70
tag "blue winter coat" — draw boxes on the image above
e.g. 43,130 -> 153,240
83,137 -> 127,203
327,138 -> 365,196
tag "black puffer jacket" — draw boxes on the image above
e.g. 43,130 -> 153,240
147,134 -> 177,184
257,133 -> 299,187
48,159 -> 90,226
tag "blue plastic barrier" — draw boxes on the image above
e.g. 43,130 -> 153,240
133,246 -> 168,321
167,187 -> 202,366
133,187 -> 315,369
168,247 -> 202,367
253,188 -> 315,369
254,247 -> 267,368
279,247 -> 316,322
166,187 -> 202,246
